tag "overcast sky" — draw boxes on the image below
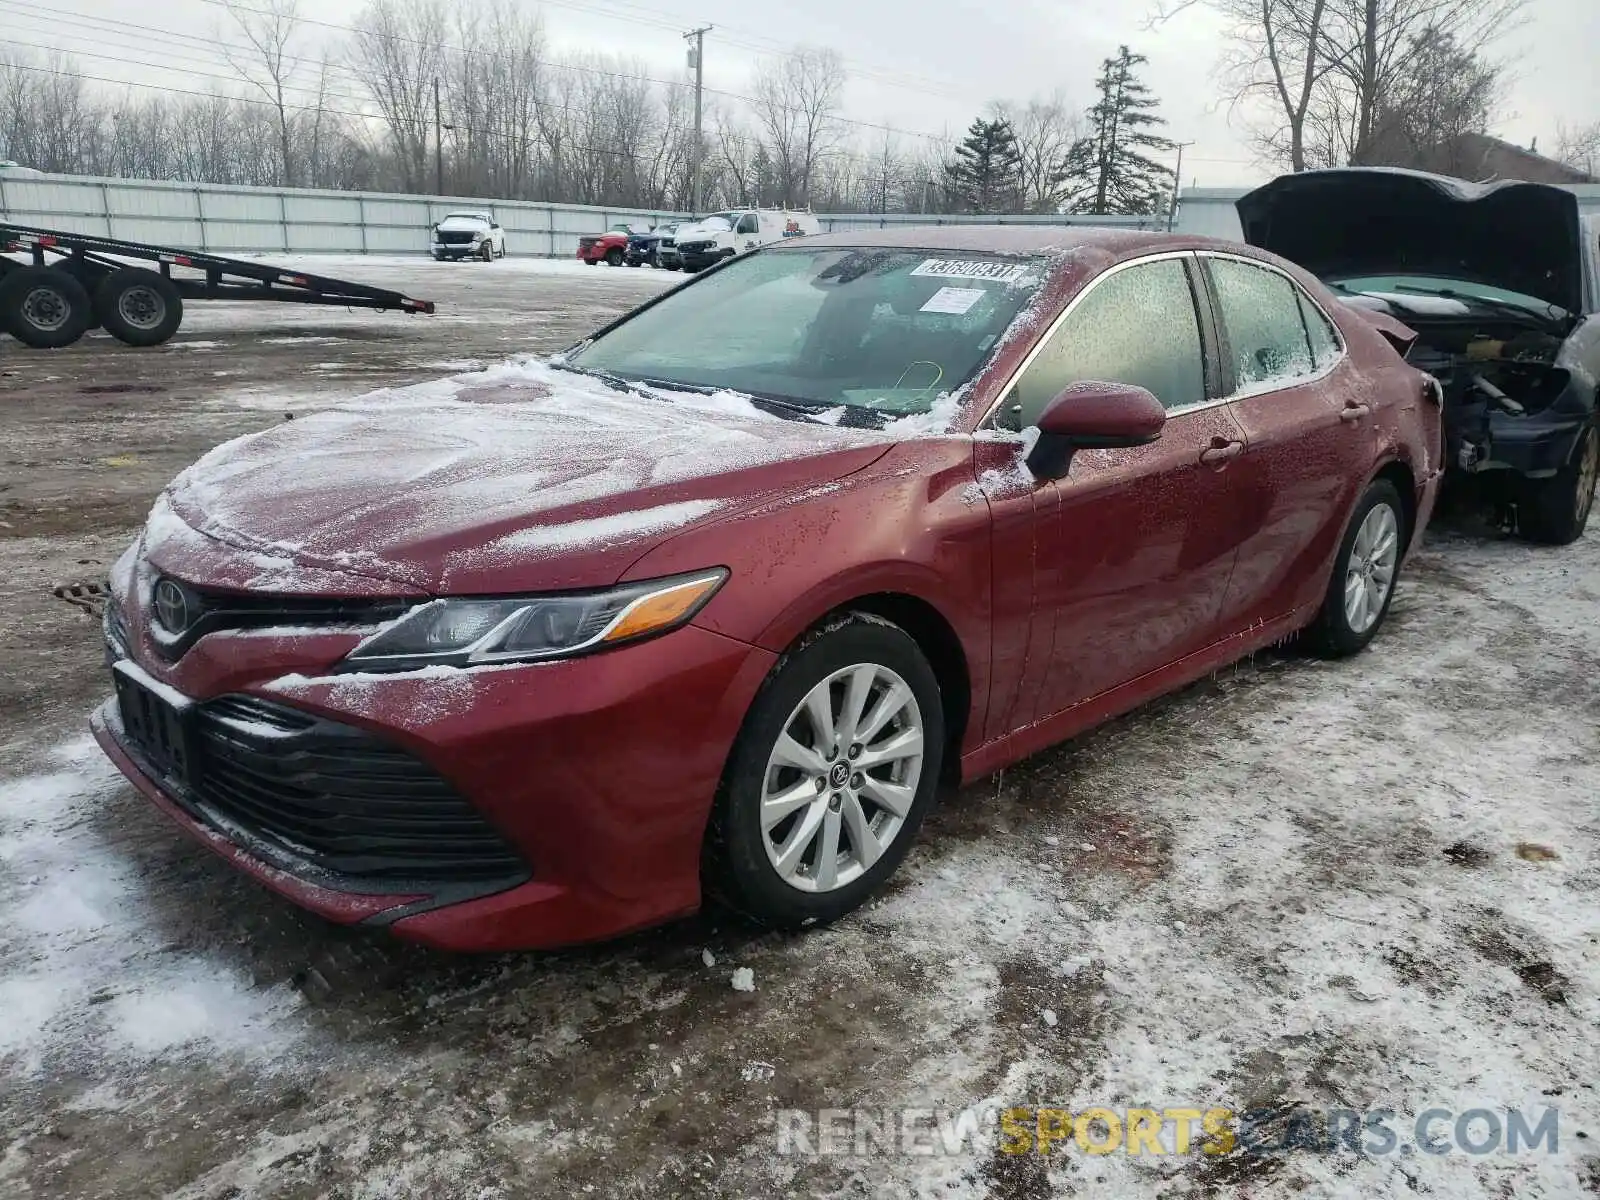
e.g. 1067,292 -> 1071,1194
43,0 -> 1600,189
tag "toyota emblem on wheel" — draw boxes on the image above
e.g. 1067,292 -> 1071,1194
153,578 -> 190,634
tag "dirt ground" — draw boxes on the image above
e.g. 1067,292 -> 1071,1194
1,255 -> 1597,1199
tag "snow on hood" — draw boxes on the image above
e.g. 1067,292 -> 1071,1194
1236,168 -> 1585,315
155,359 -> 896,594
436,214 -> 492,231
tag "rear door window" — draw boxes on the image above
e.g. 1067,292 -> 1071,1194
1208,258 -> 1318,389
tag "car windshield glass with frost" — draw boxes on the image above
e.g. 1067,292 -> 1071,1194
569,247 -> 1044,415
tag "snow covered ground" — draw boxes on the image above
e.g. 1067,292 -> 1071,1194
0,263 -> 1595,1196
3,526 -> 1595,1198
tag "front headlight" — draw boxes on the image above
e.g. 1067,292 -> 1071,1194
340,569 -> 727,673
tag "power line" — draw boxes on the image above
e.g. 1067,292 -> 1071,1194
186,0 -> 959,145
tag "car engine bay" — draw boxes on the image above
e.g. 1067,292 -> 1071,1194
1396,321 -> 1573,475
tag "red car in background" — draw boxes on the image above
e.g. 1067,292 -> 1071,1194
577,223 -> 648,266
94,227 -> 1443,951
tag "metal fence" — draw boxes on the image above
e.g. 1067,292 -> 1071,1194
2,170 -> 1596,256
0,171 -> 1159,256
0,172 -> 683,257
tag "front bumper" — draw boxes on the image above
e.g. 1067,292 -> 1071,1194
1449,402 -> 1589,479
94,624 -> 776,951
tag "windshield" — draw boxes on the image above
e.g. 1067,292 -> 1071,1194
568,247 -> 1044,416
1329,274 -> 1561,317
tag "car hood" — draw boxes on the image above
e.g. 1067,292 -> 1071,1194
1236,168 -> 1586,314
156,364 -> 894,595
673,221 -> 731,241
436,217 -> 489,232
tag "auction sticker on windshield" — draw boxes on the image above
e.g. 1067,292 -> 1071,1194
912,259 -> 1030,284
920,287 -> 988,315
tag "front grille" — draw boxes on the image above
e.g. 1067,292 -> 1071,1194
436,230 -> 475,245
150,582 -> 415,660
679,240 -> 713,253
174,695 -> 528,884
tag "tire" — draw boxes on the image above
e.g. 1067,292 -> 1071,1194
1303,478 -> 1407,658
481,241 -> 494,262
94,268 -> 183,347
604,247 -> 624,267
0,266 -> 91,349
703,614 -> 945,930
1517,422 -> 1599,546
433,252 -> 446,261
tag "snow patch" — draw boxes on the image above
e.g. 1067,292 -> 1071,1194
0,737 -> 305,1074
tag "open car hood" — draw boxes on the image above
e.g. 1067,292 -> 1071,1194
1236,168 -> 1586,315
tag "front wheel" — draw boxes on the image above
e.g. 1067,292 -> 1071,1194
704,615 -> 944,930
1303,478 -> 1406,659
1518,423 -> 1598,546
604,247 -> 624,267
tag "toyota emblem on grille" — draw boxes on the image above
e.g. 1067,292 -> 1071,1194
153,578 -> 190,634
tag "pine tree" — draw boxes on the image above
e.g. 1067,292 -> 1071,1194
945,118 -> 1023,214
1063,47 -> 1174,216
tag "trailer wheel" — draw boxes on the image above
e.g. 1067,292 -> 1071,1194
94,269 -> 184,347
0,266 -> 92,349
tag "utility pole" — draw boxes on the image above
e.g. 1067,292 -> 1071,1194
434,76 -> 444,196
1169,141 -> 1193,232
684,26 -> 712,213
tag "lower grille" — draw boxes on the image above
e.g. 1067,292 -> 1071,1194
179,695 -> 527,884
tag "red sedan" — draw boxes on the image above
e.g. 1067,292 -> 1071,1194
93,227 -> 1443,951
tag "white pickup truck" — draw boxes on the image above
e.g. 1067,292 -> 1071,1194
671,209 -> 820,272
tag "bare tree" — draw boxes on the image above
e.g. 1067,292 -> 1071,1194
219,0 -> 306,186
348,0 -> 448,192
1156,0 -> 1524,171
1555,121 -> 1600,179
1362,29 -> 1496,172
751,47 -> 846,207
996,92 -> 1081,212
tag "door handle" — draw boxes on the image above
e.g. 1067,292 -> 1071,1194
1199,438 -> 1244,466
1340,401 -> 1372,422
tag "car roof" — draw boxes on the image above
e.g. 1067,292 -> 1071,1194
796,224 -> 1188,257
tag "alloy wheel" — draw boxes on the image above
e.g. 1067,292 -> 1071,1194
1344,502 -> 1399,635
1576,427 -> 1599,526
760,663 -> 925,893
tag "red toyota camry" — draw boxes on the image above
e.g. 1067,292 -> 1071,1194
93,227 -> 1443,951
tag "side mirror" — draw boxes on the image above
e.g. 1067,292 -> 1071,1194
1026,382 -> 1166,479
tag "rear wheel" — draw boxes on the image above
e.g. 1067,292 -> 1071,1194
0,266 -> 92,348
1518,422 -> 1599,546
704,615 -> 944,930
94,268 -> 183,347
1303,478 -> 1406,658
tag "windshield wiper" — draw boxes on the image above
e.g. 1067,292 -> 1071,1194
1387,282 -> 1566,324
547,359 -> 639,395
